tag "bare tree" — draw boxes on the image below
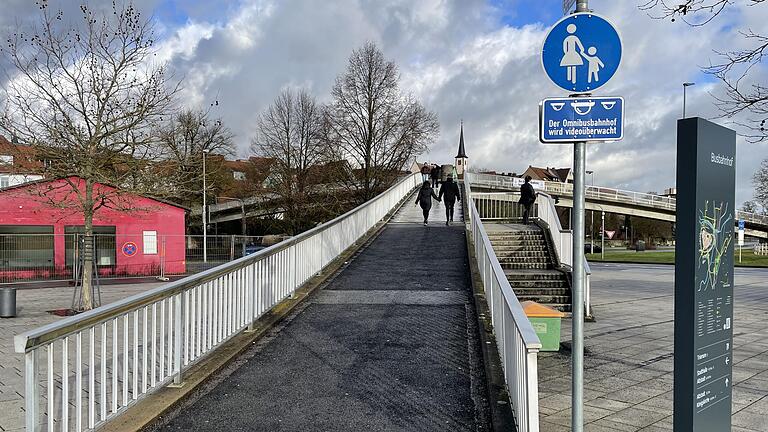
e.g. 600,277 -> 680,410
155,108 -> 235,208
640,0 -> 768,141
252,88 -> 326,234
741,199 -> 764,214
753,158 -> 768,210
327,42 -> 439,202
0,1 -> 179,310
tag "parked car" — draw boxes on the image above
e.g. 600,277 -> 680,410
244,244 -> 266,255
585,243 -> 602,254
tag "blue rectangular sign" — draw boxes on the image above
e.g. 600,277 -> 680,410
539,96 -> 624,143
738,220 -> 745,230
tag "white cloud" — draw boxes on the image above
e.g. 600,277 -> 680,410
2,0 -> 767,205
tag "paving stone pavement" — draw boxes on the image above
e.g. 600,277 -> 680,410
538,263 -> 768,432
0,282 -> 165,432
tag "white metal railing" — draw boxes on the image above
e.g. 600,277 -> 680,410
754,243 -> 768,256
14,173 -> 421,432
466,173 -> 592,317
464,178 -> 541,432
469,173 -> 768,229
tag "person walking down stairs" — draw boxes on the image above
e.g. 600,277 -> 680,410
438,177 -> 461,226
415,181 -> 440,225
519,175 -> 537,225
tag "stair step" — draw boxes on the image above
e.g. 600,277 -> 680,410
504,271 -> 567,281
501,263 -> 554,270
514,288 -> 571,297
498,257 -> 552,264
491,239 -> 547,247
495,251 -> 551,258
492,245 -> 548,252
508,280 -> 569,289
517,295 -> 572,304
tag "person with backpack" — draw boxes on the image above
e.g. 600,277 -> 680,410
519,175 -> 537,225
415,181 -> 440,225
438,176 -> 461,225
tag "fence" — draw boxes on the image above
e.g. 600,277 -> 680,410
465,179 -> 541,432
755,243 -> 768,256
14,173 -> 421,432
468,172 -> 768,231
0,234 -> 286,284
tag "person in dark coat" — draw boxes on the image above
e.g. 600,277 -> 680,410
438,177 -> 461,225
420,163 -> 431,183
415,181 -> 439,225
430,165 -> 441,189
519,175 -> 536,225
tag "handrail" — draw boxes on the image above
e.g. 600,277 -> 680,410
467,172 -> 592,318
469,173 -> 768,228
15,172 -> 421,432
464,173 -> 540,432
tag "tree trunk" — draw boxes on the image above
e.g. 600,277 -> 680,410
81,180 -> 95,311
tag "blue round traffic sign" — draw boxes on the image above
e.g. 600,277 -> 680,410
122,242 -> 138,257
542,12 -> 622,93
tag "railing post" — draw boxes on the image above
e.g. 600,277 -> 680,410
25,350 -> 39,432
526,349 -> 540,432
172,293 -> 184,385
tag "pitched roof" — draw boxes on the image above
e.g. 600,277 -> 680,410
0,175 -> 189,210
456,123 -> 467,158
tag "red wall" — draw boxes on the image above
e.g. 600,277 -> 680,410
0,177 -> 186,277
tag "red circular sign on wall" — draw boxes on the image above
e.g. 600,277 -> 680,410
122,242 -> 139,257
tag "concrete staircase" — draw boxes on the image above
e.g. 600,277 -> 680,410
487,228 -> 572,313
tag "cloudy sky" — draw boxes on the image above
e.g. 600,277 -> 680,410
2,0 -> 767,205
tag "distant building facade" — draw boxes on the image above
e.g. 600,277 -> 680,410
522,166 -> 573,183
0,177 -> 186,282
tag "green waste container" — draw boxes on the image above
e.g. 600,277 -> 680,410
522,301 -> 564,352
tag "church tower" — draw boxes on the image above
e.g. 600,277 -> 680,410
455,121 -> 468,178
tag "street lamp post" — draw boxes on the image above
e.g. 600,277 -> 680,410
682,82 -> 695,118
202,149 -> 210,263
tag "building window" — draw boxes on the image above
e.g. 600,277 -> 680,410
457,160 -> 462,166
0,155 -> 12,165
233,171 -> 246,181
0,225 -> 54,271
0,176 -> 8,189
64,226 -> 116,267
143,231 -> 158,255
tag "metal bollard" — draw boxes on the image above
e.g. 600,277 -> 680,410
0,287 -> 17,318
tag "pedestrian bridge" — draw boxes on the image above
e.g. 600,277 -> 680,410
469,173 -> 768,239
14,173 -> 586,432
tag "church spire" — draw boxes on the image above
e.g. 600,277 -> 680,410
456,121 -> 467,158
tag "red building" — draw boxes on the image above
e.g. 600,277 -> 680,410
0,177 -> 186,281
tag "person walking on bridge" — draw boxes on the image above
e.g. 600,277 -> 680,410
430,164 -> 441,189
438,176 -> 461,225
415,181 -> 440,225
421,162 -> 431,183
519,175 -> 537,225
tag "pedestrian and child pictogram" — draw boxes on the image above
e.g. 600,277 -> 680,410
542,12 -> 622,93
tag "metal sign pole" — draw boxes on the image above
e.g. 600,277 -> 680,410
571,4 -> 588,432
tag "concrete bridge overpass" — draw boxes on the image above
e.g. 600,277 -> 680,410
469,173 -> 768,239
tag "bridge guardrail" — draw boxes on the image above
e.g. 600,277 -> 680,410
14,173 -> 421,432
469,173 -> 768,231
465,175 -> 541,432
